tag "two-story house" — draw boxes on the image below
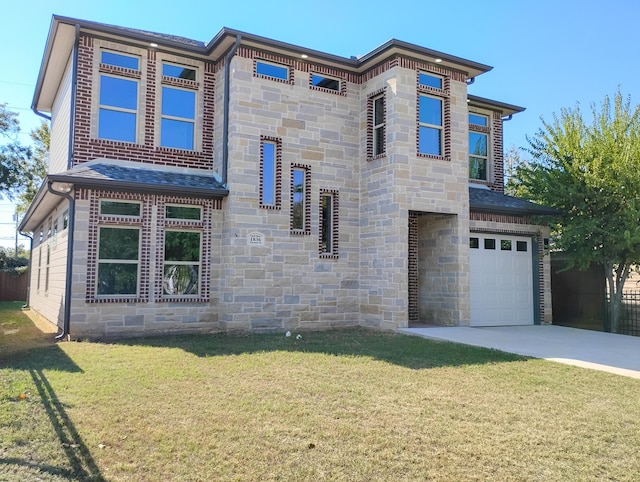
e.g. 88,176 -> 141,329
20,15 -> 556,338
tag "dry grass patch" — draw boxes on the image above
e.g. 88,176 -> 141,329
1,304 -> 640,481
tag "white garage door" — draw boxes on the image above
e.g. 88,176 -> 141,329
470,234 -> 534,326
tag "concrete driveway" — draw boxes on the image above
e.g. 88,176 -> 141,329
399,325 -> 640,379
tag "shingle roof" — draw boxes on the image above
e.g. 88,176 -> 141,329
469,187 -> 558,216
48,162 -> 228,198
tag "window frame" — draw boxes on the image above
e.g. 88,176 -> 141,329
97,49 -> 141,143
468,111 -> 491,182
254,59 -> 292,84
158,60 -> 200,151
309,71 -> 344,95
319,190 -> 339,258
96,225 -> 141,298
416,68 -> 450,160
368,89 -> 386,160
162,229 -> 202,298
290,164 -> 311,235
260,136 -> 282,209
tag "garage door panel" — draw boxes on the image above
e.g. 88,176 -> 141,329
470,234 -> 534,326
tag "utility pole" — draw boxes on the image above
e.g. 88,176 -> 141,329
13,214 -> 18,256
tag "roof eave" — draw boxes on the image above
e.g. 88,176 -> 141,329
468,94 -> 526,117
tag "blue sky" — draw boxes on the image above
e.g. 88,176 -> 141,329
1,0 -> 639,247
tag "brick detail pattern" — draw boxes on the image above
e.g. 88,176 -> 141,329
74,34 -> 216,169
470,212 -> 533,225
154,196 -> 214,302
251,51 -> 295,85
259,136 -> 282,209
85,190 -> 152,303
400,57 -> 467,83
290,163 -> 311,235
408,212 -> 419,322
319,189 -> 339,259
366,88 -> 386,161
490,111 -> 504,192
416,72 -> 451,162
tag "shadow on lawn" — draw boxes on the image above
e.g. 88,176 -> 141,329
112,327 -> 527,370
0,306 -> 105,481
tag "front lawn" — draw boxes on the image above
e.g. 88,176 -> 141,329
1,303 -> 639,481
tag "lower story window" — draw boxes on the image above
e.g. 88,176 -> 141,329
163,230 -> 201,296
97,226 -> 140,296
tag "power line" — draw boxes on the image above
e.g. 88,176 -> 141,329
0,80 -> 34,88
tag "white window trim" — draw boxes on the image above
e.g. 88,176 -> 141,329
96,225 -> 141,299
99,199 -> 142,218
418,93 -> 444,156
92,41 -> 146,144
156,54 -> 204,151
468,110 -> 492,182
162,229 -> 202,298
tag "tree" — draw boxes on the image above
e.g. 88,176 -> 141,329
516,90 -> 640,332
503,145 -> 528,196
16,121 -> 49,216
0,103 -> 32,199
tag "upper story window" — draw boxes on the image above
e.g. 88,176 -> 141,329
418,95 -> 443,156
98,51 -> 140,143
310,73 -> 341,93
255,59 -> 291,83
469,112 -> 490,181
418,72 -> 443,89
160,62 -> 197,150
368,90 -> 386,160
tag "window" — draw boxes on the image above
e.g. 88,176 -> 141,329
37,247 -> 41,291
255,60 -> 289,81
62,211 -> 68,230
160,62 -> 196,150
418,94 -> 443,156
98,51 -> 140,142
320,190 -> 339,257
311,73 -> 340,92
469,113 -> 489,181
367,92 -> 386,159
45,245 -> 50,293
470,237 -> 479,249
291,165 -> 311,234
166,205 -> 201,220
163,231 -> 201,296
501,240 -> 512,251
484,238 -> 496,250
419,72 -> 443,89
260,138 -> 281,208
97,227 -> 140,296
517,241 -> 528,252
100,200 -> 141,217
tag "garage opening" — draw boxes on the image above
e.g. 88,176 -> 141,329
470,233 -> 535,326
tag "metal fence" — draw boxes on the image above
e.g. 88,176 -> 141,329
607,291 -> 640,336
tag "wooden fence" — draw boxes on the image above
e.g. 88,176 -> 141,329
0,271 -> 28,302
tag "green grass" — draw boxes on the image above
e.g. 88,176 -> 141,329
2,303 -> 640,481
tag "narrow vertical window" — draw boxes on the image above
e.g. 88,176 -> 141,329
163,231 -> 201,296
45,245 -> 50,293
418,94 -> 443,156
373,94 -> 385,156
260,138 -> 282,208
320,190 -> 339,257
292,168 -> 305,231
37,247 -> 41,291
291,165 -> 311,234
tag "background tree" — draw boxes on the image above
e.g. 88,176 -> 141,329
516,90 -> 640,332
0,103 -> 32,199
16,121 -> 49,216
